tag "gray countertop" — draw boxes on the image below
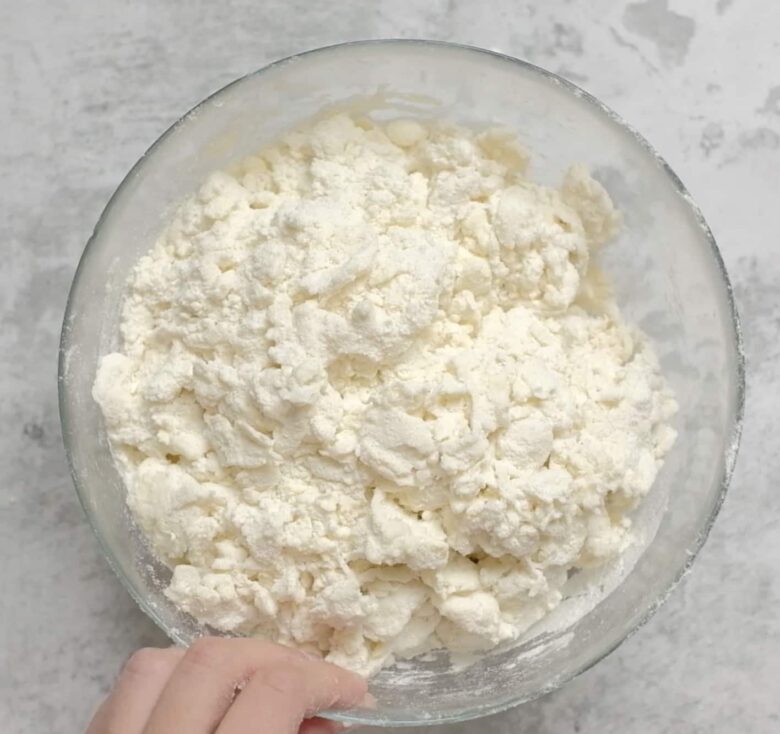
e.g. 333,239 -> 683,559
1,1 -> 778,732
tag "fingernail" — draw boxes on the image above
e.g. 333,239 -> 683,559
357,691 -> 377,710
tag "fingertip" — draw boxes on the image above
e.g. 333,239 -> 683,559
332,667 -> 369,708
120,645 -> 185,678
357,691 -> 376,710
294,654 -> 367,711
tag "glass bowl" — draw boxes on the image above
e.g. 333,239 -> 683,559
59,40 -> 744,727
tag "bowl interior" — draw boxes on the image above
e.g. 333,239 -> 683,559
59,40 -> 742,726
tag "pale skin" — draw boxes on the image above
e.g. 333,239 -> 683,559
86,637 -> 368,734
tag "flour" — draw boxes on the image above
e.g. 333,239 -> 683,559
93,113 -> 677,675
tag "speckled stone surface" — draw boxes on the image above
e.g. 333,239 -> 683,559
1,2 -> 778,732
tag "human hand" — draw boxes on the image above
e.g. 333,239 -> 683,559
86,637 -> 368,734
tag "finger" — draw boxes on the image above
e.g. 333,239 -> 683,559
85,647 -> 184,734
143,638 -> 363,734
299,718 -> 346,734
215,653 -> 366,734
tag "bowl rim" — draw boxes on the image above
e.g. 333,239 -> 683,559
58,38 -> 745,727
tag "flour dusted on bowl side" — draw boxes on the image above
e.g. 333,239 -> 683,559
93,113 -> 677,675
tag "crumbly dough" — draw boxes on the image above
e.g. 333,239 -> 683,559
94,113 -> 677,675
